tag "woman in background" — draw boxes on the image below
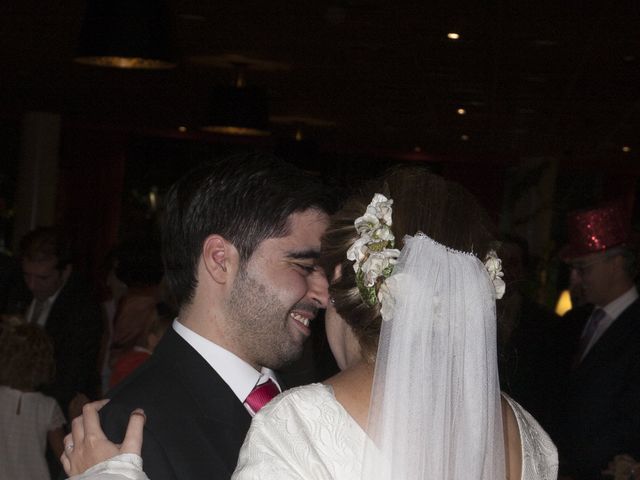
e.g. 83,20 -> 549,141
0,323 -> 66,480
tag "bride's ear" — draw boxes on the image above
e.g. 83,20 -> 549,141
332,264 -> 343,284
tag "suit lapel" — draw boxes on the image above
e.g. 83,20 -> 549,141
153,328 -> 252,459
576,299 -> 640,374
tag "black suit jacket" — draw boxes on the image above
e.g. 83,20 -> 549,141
558,299 -> 640,479
101,328 -> 252,480
41,273 -> 104,415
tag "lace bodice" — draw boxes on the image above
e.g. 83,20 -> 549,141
503,394 -> 559,480
234,384 -> 558,480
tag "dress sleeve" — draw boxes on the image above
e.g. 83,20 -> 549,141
233,385 -> 364,480
71,454 -> 148,480
232,403 -> 305,480
48,397 -> 67,431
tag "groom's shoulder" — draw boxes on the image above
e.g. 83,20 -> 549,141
100,346 -> 189,443
102,331 -> 192,417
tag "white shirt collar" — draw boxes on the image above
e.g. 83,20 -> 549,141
172,320 -> 280,408
28,278 -> 67,326
581,285 -> 640,359
601,285 -> 638,320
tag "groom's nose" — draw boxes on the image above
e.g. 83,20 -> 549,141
307,268 -> 330,308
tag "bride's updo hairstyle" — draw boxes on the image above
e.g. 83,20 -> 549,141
320,167 -> 497,362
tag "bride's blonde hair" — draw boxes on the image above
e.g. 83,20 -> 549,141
319,167 -> 497,361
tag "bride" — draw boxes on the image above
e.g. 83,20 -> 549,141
63,168 -> 558,479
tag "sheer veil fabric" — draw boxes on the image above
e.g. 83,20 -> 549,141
363,233 -> 506,479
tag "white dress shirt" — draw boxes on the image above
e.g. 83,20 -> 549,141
582,285 -> 638,357
172,320 -> 280,415
26,282 -> 66,327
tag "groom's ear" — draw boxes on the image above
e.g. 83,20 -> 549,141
202,235 -> 238,284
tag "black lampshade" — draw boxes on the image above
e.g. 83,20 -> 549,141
201,86 -> 270,136
75,0 -> 176,69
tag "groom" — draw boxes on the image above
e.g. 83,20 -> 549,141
100,152 -> 332,480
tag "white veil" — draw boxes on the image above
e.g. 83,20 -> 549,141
362,233 -> 505,479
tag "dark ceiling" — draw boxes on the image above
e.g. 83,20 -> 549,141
3,0 -> 640,160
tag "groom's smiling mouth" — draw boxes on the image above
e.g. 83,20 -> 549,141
291,311 -> 311,328
289,309 -> 317,336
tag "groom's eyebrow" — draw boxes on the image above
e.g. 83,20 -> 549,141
286,249 -> 321,260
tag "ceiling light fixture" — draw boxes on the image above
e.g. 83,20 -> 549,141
447,32 -> 460,40
74,0 -> 176,69
622,146 -> 631,153
457,108 -> 466,115
461,134 -> 470,141
202,64 -> 270,136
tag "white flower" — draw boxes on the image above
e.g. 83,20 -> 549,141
493,276 -> 506,299
371,224 -> 395,243
378,273 -> 403,321
377,280 -> 395,321
361,249 -> 400,287
366,194 -> 394,225
484,250 -> 506,299
346,234 -> 371,271
354,213 -> 380,235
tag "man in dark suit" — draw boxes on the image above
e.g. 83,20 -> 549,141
20,226 -> 104,416
557,204 -> 640,480
100,153 -> 333,480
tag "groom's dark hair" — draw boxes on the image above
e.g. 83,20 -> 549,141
163,151 -> 334,310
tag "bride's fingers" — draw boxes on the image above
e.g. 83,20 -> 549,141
120,409 -> 146,455
70,414 -> 86,444
91,398 -> 110,412
81,400 -> 110,440
60,451 -> 71,474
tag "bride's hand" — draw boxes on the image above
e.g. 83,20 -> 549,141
61,399 -> 146,476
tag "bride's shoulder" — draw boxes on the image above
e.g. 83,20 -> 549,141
257,383 -> 335,417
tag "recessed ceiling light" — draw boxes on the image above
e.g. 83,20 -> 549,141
457,108 -> 466,115
414,146 -> 422,153
622,146 -> 631,153
461,134 -> 469,141
178,14 -> 207,22
447,32 -> 460,40
532,39 -> 557,47
178,126 -> 187,132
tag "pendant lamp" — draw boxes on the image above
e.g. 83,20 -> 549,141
201,66 -> 270,136
75,0 -> 176,69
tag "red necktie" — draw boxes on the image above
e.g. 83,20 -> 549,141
244,379 -> 280,414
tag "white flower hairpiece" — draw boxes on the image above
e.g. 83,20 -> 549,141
347,193 -> 401,309
346,194 -> 507,321
484,250 -> 505,299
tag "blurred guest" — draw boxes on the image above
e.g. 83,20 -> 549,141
0,323 -> 66,480
109,303 -> 174,388
602,454 -> 640,480
497,235 -> 564,434
96,248 -> 129,394
0,249 -> 31,319
556,203 -> 640,480
0,250 -> 17,313
109,239 -> 164,368
19,226 -> 104,418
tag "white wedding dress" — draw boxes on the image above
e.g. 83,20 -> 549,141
233,384 -> 558,480
77,383 -> 557,480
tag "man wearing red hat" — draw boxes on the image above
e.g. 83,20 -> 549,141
557,203 -> 640,480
